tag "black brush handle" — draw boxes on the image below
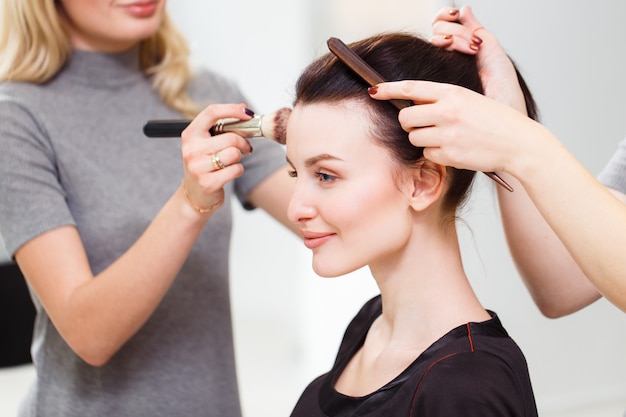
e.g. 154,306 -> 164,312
143,120 -> 191,137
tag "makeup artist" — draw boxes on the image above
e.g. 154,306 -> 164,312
369,5 -> 626,316
0,1 -> 294,416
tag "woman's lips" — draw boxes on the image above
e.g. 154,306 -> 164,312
302,231 -> 335,249
121,1 -> 158,17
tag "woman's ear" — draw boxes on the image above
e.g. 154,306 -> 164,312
405,160 -> 446,212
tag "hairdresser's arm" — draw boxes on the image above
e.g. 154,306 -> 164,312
498,129 -> 626,316
15,103 -> 253,366
431,5 -> 612,315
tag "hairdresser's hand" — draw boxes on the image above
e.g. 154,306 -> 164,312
180,103 -> 253,214
431,5 -> 525,113
369,80 -> 546,175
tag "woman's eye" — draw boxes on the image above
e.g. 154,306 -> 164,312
315,172 -> 337,184
287,169 -> 297,178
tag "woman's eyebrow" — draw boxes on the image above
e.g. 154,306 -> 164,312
286,154 -> 344,168
305,154 -> 343,167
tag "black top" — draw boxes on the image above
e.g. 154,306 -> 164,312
290,296 -> 538,417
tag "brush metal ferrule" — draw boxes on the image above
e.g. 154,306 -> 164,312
211,115 -> 263,137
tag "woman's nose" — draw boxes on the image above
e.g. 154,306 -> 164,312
287,184 -> 317,225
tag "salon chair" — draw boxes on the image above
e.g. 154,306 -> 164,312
0,262 -> 35,367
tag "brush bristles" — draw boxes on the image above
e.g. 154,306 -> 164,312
263,107 -> 291,145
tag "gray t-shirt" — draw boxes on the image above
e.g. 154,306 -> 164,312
0,48 -> 286,417
598,136 -> 626,194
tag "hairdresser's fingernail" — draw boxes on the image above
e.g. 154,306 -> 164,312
469,43 -> 480,51
367,86 -> 378,95
244,108 -> 255,117
472,35 -> 483,45
448,8 -> 459,16
247,140 -> 253,154
443,34 -> 453,40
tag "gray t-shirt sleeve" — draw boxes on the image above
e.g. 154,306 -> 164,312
598,136 -> 626,194
0,94 -> 76,257
0,234 -> 10,264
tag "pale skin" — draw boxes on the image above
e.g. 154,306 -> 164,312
14,0 -> 294,366
369,5 -> 626,317
286,101 -> 489,395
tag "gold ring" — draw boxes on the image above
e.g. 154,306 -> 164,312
211,152 -> 226,170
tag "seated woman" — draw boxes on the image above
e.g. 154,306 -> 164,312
285,32 -> 538,416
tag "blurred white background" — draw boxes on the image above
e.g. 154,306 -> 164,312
2,1 -> 626,416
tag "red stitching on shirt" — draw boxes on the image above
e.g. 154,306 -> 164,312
409,353 -> 459,417
408,325 -> 475,416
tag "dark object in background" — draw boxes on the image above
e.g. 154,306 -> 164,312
0,262 -> 35,367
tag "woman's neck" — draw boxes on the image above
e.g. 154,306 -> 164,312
334,222 -> 490,397
368,221 -> 488,347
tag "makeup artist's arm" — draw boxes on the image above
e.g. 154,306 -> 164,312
371,5 -> 626,316
15,103 -> 253,366
247,166 -> 299,234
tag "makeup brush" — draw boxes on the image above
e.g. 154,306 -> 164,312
143,107 -> 292,145
327,37 -> 514,192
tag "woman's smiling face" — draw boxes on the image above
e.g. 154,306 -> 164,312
286,102 -> 414,278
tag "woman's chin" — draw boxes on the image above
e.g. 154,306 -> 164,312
312,262 -> 357,278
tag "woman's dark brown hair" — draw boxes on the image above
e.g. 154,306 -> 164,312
294,32 -> 537,214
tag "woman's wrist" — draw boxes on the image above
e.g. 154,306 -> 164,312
180,181 -> 222,215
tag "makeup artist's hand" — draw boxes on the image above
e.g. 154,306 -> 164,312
369,80 -> 549,175
180,103 -> 253,213
430,5 -> 526,113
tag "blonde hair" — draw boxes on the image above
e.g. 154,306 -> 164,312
0,0 -> 199,117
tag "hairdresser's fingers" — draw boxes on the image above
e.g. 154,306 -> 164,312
431,6 -> 460,24
457,5 -> 484,34
421,147 -> 448,167
370,80 -> 499,142
429,33 -> 454,49
430,7 -> 459,48
439,10 -> 527,113
409,125 -> 489,172
408,125 -> 478,171
431,22 -> 479,54
371,81 -> 499,169
431,15 -> 484,54
369,79 -> 465,107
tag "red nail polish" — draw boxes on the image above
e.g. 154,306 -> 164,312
244,108 -> 255,117
469,43 -> 480,51
443,34 -> 453,40
368,86 -> 378,95
472,36 -> 483,45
